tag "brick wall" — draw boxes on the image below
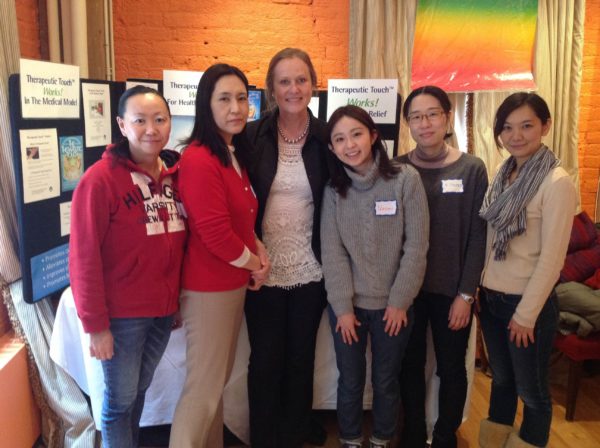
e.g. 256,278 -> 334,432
112,0 -> 349,88
12,1 -> 600,215
16,0 -> 40,59
578,0 -> 600,217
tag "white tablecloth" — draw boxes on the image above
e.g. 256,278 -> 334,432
50,288 -> 476,444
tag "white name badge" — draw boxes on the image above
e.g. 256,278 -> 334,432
375,200 -> 397,216
442,179 -> 464,193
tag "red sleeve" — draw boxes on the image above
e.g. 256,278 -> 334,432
180,147 -> 247,263
69,167 -> 111,333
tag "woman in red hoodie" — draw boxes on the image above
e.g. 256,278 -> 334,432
69,85 -> 187,448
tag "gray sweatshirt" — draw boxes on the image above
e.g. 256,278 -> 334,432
321,158 -> 429,317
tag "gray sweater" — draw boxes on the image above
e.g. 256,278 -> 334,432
321,159 -> 429,317
397,153 -> 487,297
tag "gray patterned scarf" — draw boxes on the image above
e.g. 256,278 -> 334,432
479,145 -> 560,261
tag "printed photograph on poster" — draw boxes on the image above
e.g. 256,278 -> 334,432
19,128 -> 60,204
167,116 -> 195,152
125,80 -> 159,90
59,136 -> 84,191
163,70 -> 203,116
60,201 -> 71,237
327,79 -> 398,124
20,59 -> 80,119
248,90 -> 261,122
82,83 -> 112,148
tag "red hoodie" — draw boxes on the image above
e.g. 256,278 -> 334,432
69,146 -> 187,333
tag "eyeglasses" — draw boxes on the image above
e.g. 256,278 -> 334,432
407,109 -> 445,125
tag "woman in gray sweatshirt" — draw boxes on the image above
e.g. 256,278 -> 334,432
321,105 -> 429,448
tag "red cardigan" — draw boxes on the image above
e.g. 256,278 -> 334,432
179,142 -> 258,291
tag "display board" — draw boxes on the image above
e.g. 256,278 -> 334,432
9,72 -> 124,303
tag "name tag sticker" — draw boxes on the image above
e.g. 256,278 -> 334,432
442,179 -> 464,193
375,200 -> 397,216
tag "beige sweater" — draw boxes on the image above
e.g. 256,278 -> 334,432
481,167 -> 577,328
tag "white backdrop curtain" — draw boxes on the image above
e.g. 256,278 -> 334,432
0,1 -> 96,446
350,0 -> 585,200
471,0 -> 584,195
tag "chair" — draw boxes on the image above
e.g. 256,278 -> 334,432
553,331 -> 600,420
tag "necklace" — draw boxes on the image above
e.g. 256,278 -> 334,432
277,117 -> 310,144
413,144 -> 449,163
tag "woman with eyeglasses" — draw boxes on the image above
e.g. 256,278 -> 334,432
397,85 -> 488,448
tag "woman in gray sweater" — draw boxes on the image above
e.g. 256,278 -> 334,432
321,105 -> 429,448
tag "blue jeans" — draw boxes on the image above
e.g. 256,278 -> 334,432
479,287 -> 558,447
328,305 -> 413,442
100,315 -> 173,448
400,291 -> 472,448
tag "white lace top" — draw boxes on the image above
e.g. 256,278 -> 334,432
262,140 -> 323,288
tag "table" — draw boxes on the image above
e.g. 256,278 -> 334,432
50,288 -> 476,444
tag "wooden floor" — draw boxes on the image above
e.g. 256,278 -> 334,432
140,356 -> 600,447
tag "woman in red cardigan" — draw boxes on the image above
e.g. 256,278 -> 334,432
169,64 -> 270,448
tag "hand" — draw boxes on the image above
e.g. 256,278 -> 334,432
508,318 -> 535,348
249,239 -> 271,290
89,329 -> 114,360
448,295 -> 472,330
255,238 -> 270,270
171,311 -> 183,330
382,306 -> 408,336
336,313 -> 361,345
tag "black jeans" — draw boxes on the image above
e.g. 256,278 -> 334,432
245,281 -> 326,448
400,291 -> 472,448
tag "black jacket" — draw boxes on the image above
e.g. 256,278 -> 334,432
245,109 -> 329,262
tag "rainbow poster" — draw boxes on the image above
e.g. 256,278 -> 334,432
411,0 -> 538,92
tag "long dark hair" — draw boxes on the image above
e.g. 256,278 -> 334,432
326,105 -> 400,197
493,92 -> 551,149
112,85 -> 171,161
184,63 -> 251,168
403,85 -> 453,139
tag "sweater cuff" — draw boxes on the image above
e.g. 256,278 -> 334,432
331,300 -> 354,318
230,246 -> 251,268
511,311 -> 535,329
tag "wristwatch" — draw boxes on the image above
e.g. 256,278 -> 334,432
459,292 -> 475,305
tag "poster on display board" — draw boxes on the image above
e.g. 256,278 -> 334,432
163,70 -> 203,116
125,80 -> 160,91
327,79 -> 398,124
82,83 -> 112,148
19,128 -> 61,203
20,59 -> 80,119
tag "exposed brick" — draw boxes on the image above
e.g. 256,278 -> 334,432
16,0 -> 40,59
578,0 -> 600,216
112,0 -> 349,85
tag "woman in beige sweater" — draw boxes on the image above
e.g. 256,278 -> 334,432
478,93 -> 577,448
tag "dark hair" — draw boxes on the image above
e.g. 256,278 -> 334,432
184,63 -> 251,168
112,85 -> 171,160
326,105 -> 400,197
265,48 -> 317,111
402,85 -> 453,139
493,92 -> 551,149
